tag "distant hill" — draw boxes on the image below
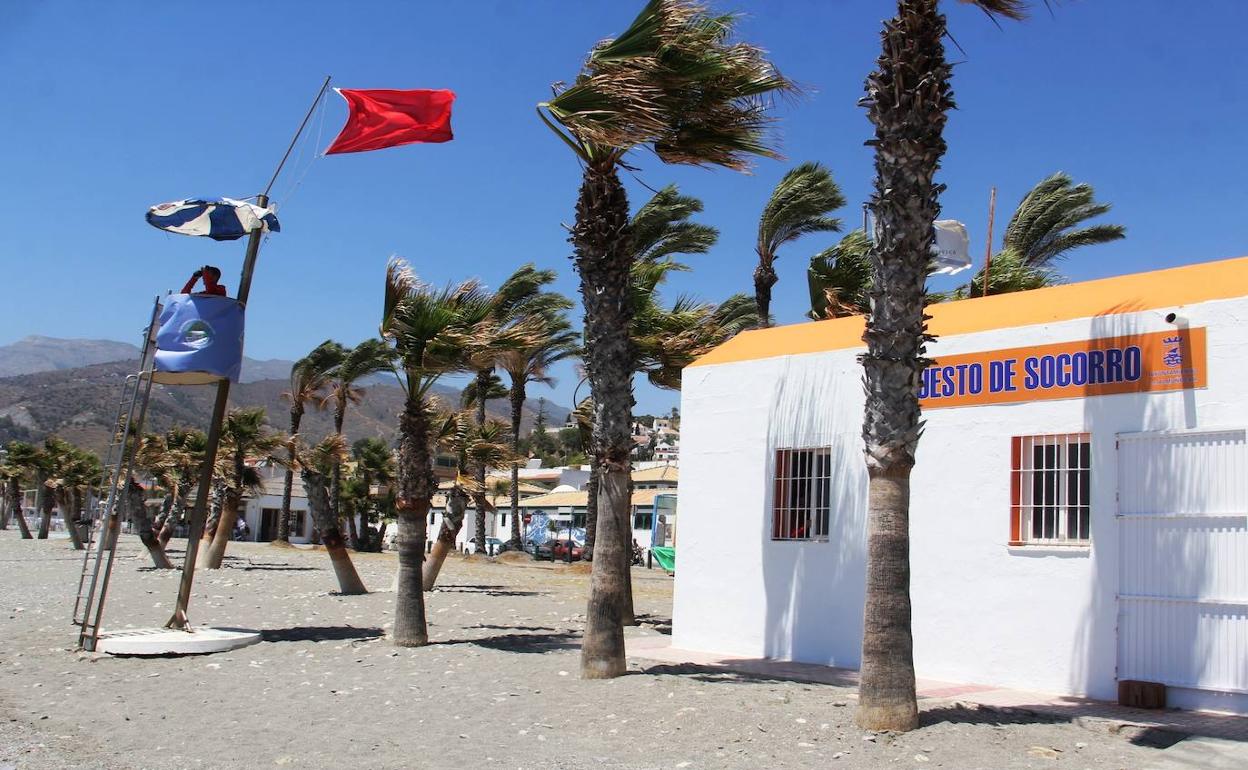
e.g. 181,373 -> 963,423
0,336 -> 141,378
0,335 -> 296,383
0,361 -> 570,456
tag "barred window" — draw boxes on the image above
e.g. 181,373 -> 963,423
1011,433 -> 1091,545
633,510 -> 653,531
772,447 -> 831,541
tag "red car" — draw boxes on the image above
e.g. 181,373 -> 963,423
550,540 -> 584,561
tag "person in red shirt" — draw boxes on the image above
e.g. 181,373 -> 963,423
181,265 -> 228,296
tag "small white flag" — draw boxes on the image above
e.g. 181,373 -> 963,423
931,220 -> 972,275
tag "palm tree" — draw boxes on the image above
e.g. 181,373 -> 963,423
28,439 -> 57,540
539,0 -> 792,678
582,185 -> 725,564
856,0 -> 1027,732
754,162 -> 845,326
806,229 -> 872,319
277,341 -> 342,543
949,249 -> 1056,298
295,435 -> 368,594
463,266 -> 570,555
43,438 -> 91,550
202,408 -> 286,569
422,411 -> 515,589
154,427 -> 207,547
956,172 -> 1125,297
500,305 -> 577,550
350,437 -> 394,551
324,338 -> 393,548
2,441 -> 37,538
381,261 -> 499,646
130,433 -> 177,568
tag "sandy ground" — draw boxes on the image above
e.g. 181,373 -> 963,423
0,530 -> 1170,769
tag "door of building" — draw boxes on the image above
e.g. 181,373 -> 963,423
1117,428 -> 1248,695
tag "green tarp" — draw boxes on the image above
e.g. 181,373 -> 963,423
650,546 -> 675,572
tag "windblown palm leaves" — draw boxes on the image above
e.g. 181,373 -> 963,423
956,172 -> 1125,297
540,0 -> 794,167
755,162 -> 845,325
631,185 -> 719,264
807,229 -> 871,320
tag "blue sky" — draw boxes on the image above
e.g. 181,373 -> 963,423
2,1 -> 1246,415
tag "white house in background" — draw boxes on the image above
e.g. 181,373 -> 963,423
675,256 -> 1248,716
422,466 -> 679,553
236,464 -> 313,544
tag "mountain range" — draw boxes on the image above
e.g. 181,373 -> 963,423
0,337 -> 570,455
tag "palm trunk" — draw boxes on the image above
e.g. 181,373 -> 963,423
357,471 -> 372,552
472,369 -> 489,556
394,393 -> 435,646
508,382 -> 525,547
753,259 -> 777,328
331,405 -> 348,546
56,489 -> 85,550
36,477 -> 53,539
159,488 -> 184,547
204,488 -> 241,569
423,487 -> 467,590
855,0 -> 951,733
0,483 -> 9,530
277,408 -> 303,543
584,457 -> 599,555
344,507 -> 360,550
572,162 -> 634,679
619,471 -> 635,626
8,479 -> 32,538
127,478 -> 173,569
303,468 -> 367,594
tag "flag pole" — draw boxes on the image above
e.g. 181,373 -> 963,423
263,75 -> 333,199
167,75 -> 331,631
982,186 -> 997,297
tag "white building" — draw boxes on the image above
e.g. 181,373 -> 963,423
237,465 -> 313,544
674,256 -> 1248,716
423,467 -> 679,554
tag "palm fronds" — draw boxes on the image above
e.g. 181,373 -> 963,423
540,0 -> 794,168
807,229 -> 872,320
1002,172 -> 1125,267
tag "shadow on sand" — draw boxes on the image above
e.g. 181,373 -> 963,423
435,630 -> 580,654
261,626 -> 385,643
434,584 -> 544,598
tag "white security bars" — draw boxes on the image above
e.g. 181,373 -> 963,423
772,447 -> 831,541
1010,433 -> 1091,545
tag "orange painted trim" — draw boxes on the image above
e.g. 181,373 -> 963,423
690,255 -> 1248,368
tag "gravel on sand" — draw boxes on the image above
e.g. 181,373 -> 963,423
1,532 -> 1165,769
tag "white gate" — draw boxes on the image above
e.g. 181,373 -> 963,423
1117,429 -> 1248,694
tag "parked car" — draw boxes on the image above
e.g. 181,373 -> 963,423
550,539 -> 584,562
532,540 -> 554,561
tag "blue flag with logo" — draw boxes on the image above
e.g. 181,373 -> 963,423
153,294 -> 245,384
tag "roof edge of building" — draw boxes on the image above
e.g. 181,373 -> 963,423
690,254 -> 1248,368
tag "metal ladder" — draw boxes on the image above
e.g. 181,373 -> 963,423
73,297 -> 162,651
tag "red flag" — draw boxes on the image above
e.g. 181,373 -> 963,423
324,88 -> 455,155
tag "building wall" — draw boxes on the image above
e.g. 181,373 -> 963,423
674,294 -> 1248,710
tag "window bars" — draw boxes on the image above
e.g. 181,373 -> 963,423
772,447 -> 832,541
1010,433 -> 1091,545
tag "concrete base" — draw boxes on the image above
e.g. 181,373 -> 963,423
95,627 -> 261,656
